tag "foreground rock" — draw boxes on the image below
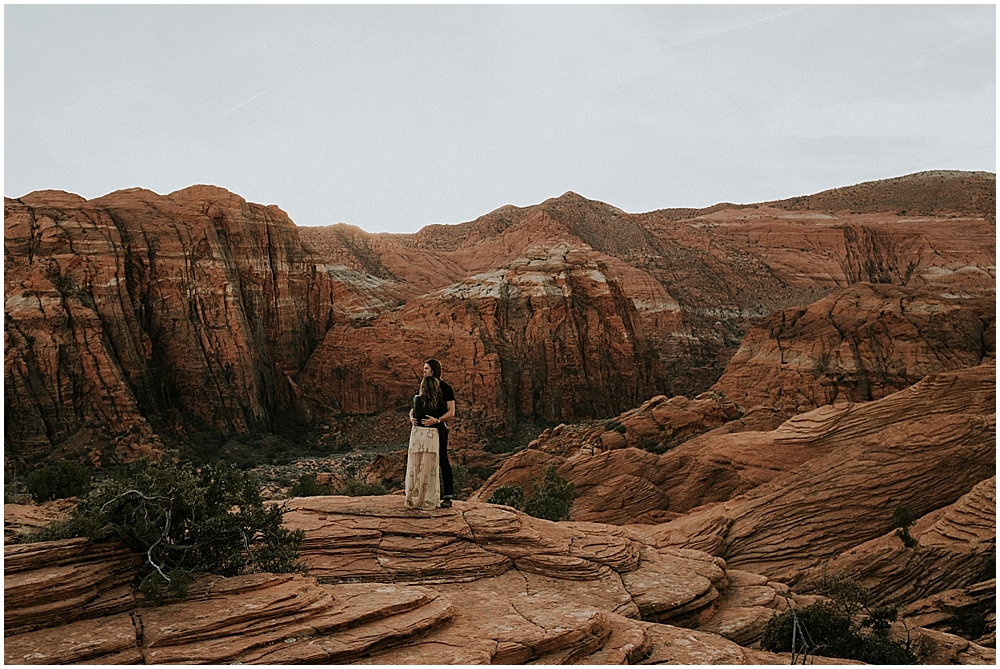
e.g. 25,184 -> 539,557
6,495 -> 992,664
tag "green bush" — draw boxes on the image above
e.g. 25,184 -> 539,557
287,473 -> 388,498
55,457 -> 304,603
333,478 -> 387,496
486,468 -> 576,521
488,485 -> 526,510
761,574 -> 918,664
893,505 -> 918,548
25,460 -> 92,502
287,473 -> 334,497
523,466 -> 576,522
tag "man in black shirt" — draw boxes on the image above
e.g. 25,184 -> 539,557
410,358 -> 456,507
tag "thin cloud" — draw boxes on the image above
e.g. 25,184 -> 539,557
219,84 -> 279,119
655,5 -> 814,51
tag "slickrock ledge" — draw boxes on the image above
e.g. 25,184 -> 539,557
624,364 -> 995,610
796,476 -> 996,607
3,498 -> 817,665
5,495 -> 994,664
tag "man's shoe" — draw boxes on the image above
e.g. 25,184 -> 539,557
439,499 -> 452,508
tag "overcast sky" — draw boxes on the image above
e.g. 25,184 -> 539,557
5,4 -> 996,234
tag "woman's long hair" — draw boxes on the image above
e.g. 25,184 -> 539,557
419,376 -> 443,413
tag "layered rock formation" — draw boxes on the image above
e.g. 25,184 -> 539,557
796,476 -> 996,606
632,365 -> 995,586
6,172 -> 995,467
5,186 -> 343,468
713,282 -> 994,412
6,495 -> 992,664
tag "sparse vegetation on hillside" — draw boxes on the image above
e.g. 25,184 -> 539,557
287,472 -> 388,498
761,574 -> 918,664
487,466 -> 576,522
25,460 -> 92,502
893,505 -> 918,548
20,457 -> 304,604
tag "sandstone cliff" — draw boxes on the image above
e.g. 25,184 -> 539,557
6,172 -> 995,467
5,186 -> 341,468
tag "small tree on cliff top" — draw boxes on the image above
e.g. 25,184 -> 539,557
57,457 -> 304,603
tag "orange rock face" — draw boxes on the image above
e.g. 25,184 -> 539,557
632,365 -> 995,587
4,187 -> 340,468
712,283 -> 994,412
5,171 -> 995,467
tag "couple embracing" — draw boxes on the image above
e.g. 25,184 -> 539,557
404,358 -> 455,510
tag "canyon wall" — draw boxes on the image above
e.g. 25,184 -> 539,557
4,186 -> 338,469
5,171 -> 995,467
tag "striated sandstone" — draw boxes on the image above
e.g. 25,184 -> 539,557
713,282 -> 994,413
297,242 -> 669,435
2,501 -> 801,665
632,366 -> 995,585
4,186 -> 340,468
7,173 -> 995,468
6,495 -> 994,664
4,538 -> 141,636
472,364 -> 994,526
796,476 -> 996,607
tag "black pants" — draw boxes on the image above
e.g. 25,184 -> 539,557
439,427 -> 454,498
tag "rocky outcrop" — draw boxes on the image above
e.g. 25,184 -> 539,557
4,538 -> 141,636
795,476 -> 996,607
472,364 -> 993,526
0,499 -> 816,665
4,187 -> 340,468
6,495 -> 993,664
3,499 -> 73,544
713,283 -> 995,413
297,242 -> 669,434
6,173 -> 995,467
632,365 -> 995,585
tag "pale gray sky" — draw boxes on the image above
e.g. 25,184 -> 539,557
5,4 -> 996,233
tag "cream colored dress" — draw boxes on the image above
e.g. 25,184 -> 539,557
405,426 -> 441,510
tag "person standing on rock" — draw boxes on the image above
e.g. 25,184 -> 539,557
409,359 -> 456,508
405,375 -> 445,510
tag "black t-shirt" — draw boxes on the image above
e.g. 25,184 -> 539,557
412,394 -> 445,422
413,379 -> 454,432
439,379 -> 455,405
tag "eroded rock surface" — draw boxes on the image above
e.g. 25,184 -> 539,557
632,365 -> 995,585
1,499 -> 816,665
713,282 -> 994,413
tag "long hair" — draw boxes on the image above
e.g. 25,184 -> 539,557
425,358 -> 442,379
419,376 -> 443,412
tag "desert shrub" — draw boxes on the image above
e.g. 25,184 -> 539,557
980,543 -> 996,580
893,505 -> 918,548
333,478 -> 387,496
4,480 -> 31,504
58,457 -> 304,603
287,473 -> 334,497
452,464 -> 471,496
488,485 -> 526,510
25,460 -> 92,502
484,440 -> 521,454
604,419 -> 626,434
523,466 -> 576,522
761,574 -> 918,664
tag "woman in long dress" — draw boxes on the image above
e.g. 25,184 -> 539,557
405,376 -> 446,510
